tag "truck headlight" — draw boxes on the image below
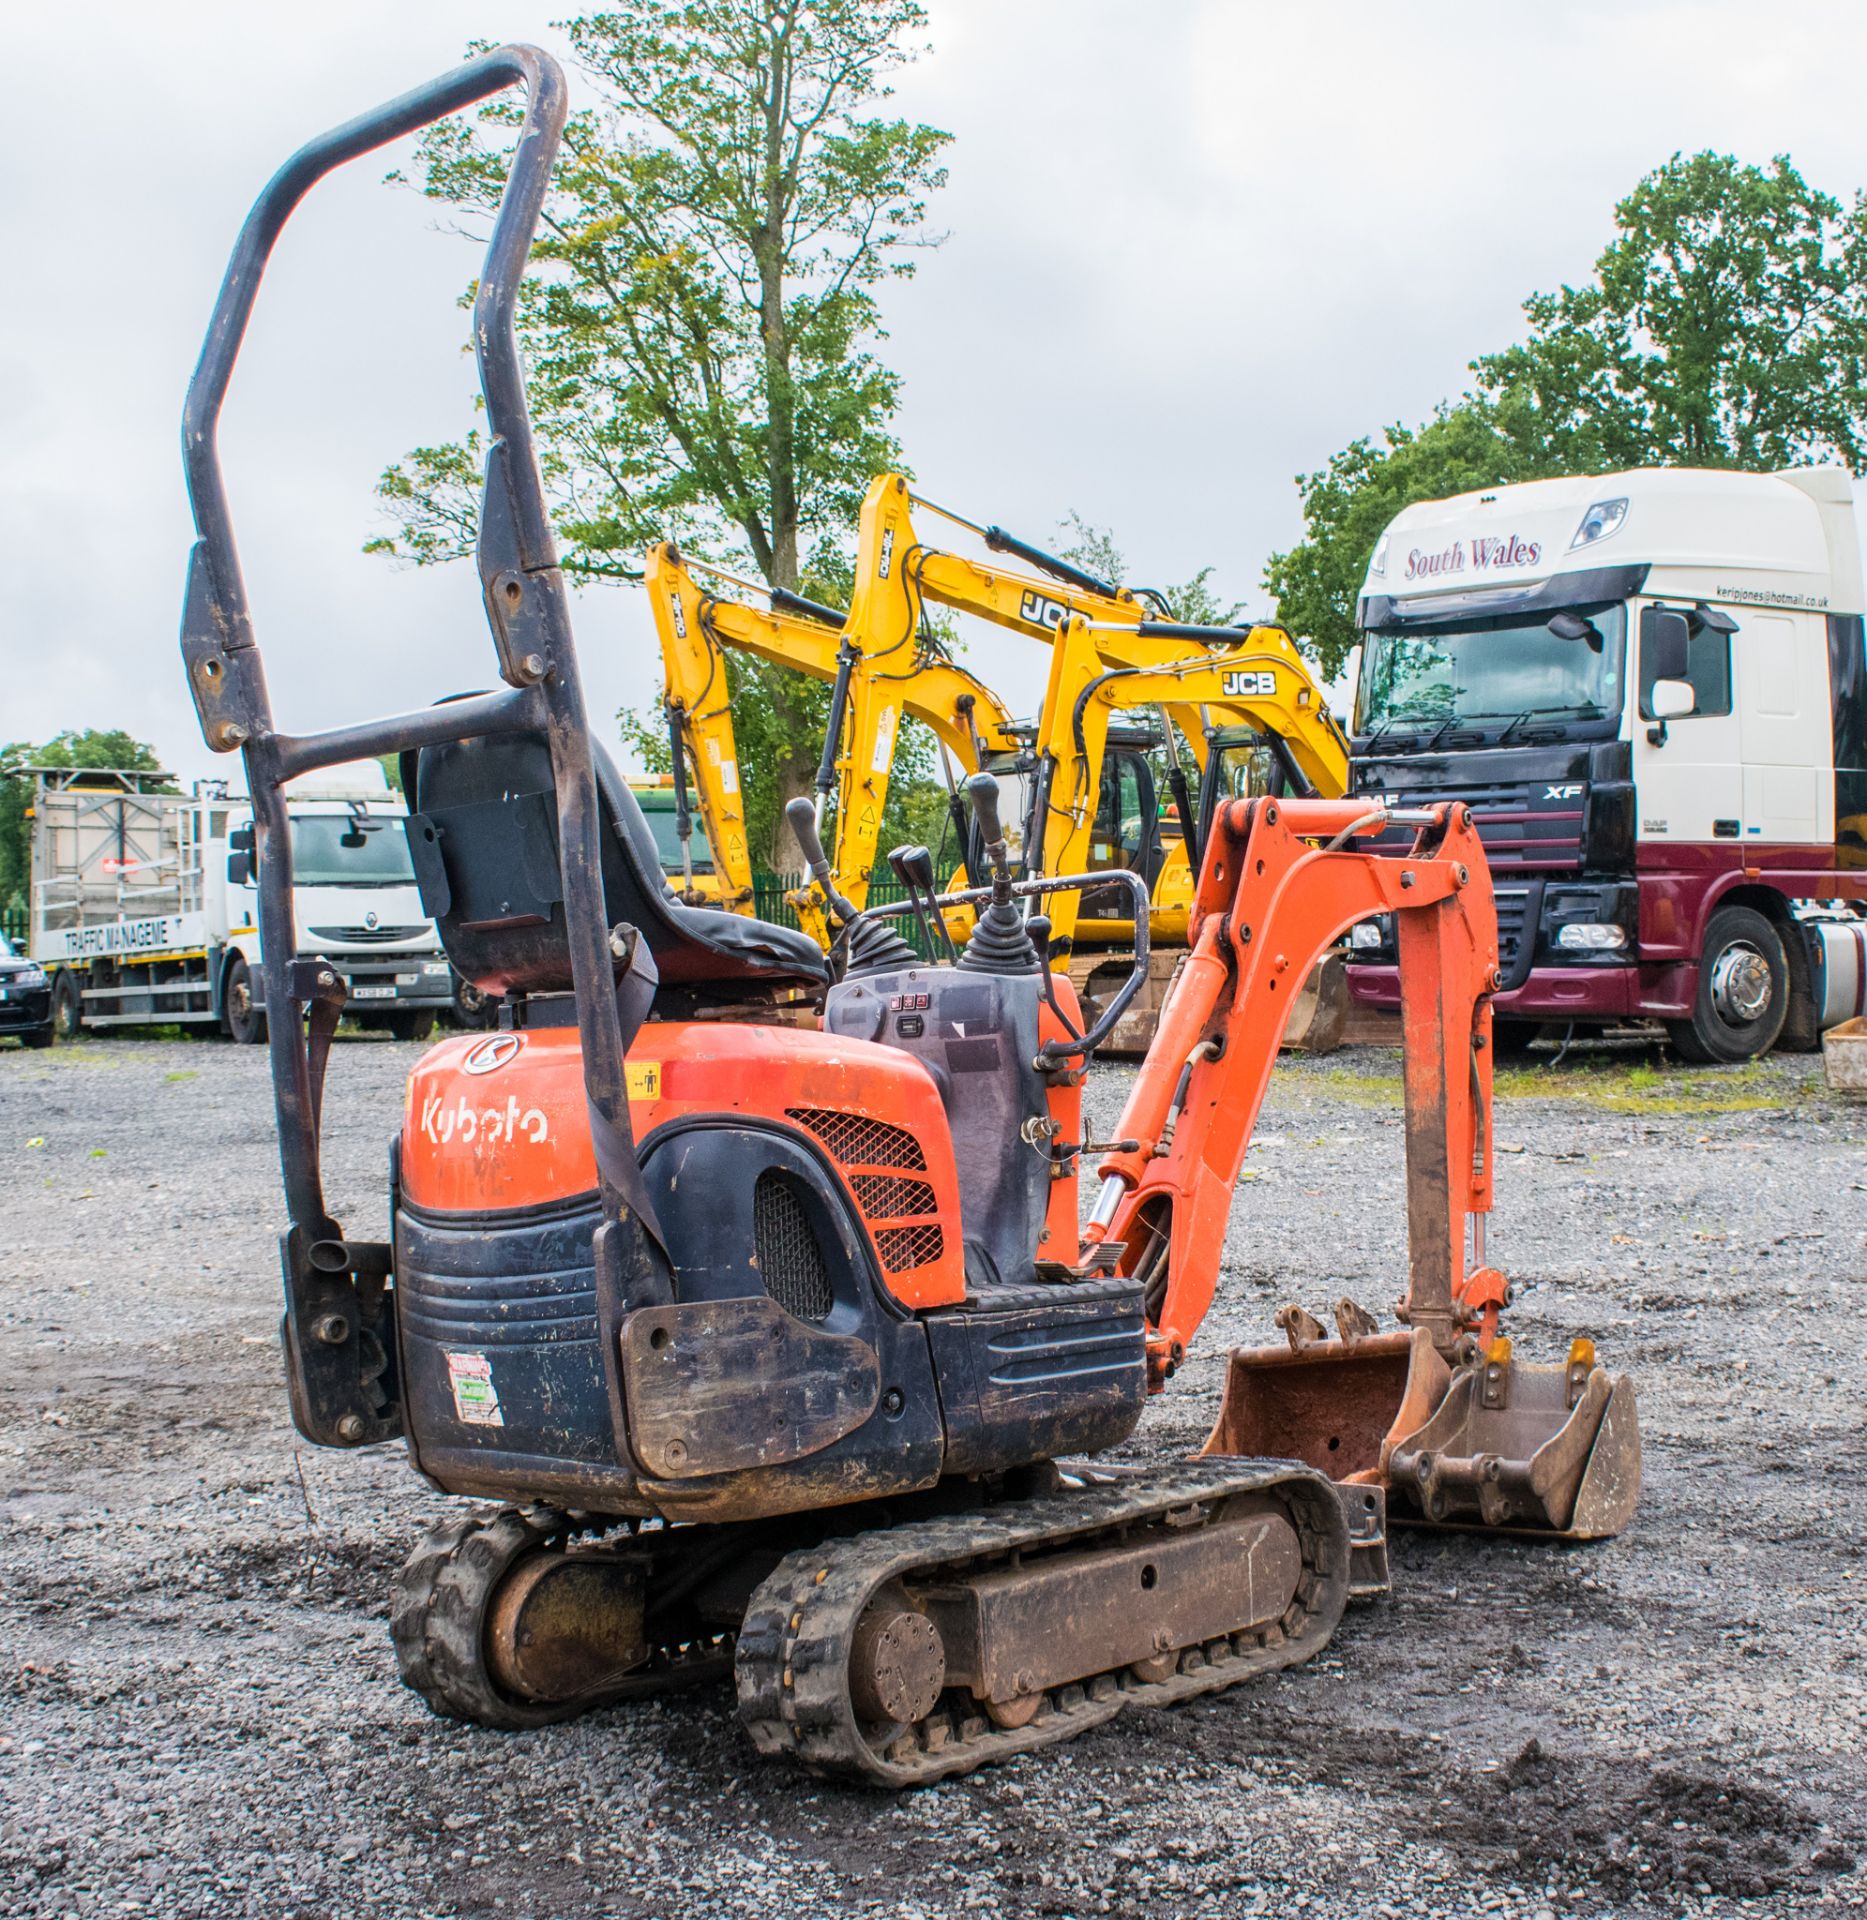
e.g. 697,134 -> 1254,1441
1556,922 -> 1627,951
1570,498 -> 1628,549
1349,920 -> 1385,951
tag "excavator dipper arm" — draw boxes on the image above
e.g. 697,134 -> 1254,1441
1084,796 -> 1501,1379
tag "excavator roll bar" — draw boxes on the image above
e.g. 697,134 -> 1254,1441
179,48 -> 667,1447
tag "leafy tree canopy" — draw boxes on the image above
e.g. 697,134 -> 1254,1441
369,0 -> 949,593
1266,151 -> 1867,679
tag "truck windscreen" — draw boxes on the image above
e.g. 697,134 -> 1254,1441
289,816 -> 417,888
1356,604 -> 1626,747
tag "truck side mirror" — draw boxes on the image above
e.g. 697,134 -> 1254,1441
1649,679 -> 1696,720
227,822 -> 255,887
1640,606 -> 1690,684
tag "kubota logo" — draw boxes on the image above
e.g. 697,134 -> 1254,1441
463,1033 -> 523,1076
420,1091 -> 550,1147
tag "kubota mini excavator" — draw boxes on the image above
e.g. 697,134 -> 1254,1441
179,48 -> 1640,1786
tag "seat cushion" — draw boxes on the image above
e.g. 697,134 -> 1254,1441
403,725 -> 827,1000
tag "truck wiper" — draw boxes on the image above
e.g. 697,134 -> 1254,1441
1361,714 -> 1430,752
1423,714 -> 1485,751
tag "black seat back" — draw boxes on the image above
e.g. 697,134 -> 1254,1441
402,730 -> 827,1001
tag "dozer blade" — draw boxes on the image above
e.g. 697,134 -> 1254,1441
1206,1326 -> 1641,1544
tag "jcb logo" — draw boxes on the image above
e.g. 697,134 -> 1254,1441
1221,669 -> 1276,700
1544,783 -> 1583,802
1019,589 -> 1069,630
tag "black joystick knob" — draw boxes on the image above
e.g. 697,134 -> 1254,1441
786,797 -> 858,926
966,771 -> 1005,860
891,843 -> 937,896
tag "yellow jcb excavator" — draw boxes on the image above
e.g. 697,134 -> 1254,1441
648,476 -> 1354,1046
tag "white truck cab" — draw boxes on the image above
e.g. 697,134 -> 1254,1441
1347,465 -> 1867,1060
31,757 -> 454,1041
220,759 -> 455,1040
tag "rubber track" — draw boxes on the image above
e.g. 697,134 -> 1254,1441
734,1457 -> 1349,1785
390,1506 -> 731,1729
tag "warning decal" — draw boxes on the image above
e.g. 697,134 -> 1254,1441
626,1061 -> 662,1100
445,1351 -> 505,1427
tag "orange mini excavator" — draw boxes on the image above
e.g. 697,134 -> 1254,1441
178,48 -> 1639,1785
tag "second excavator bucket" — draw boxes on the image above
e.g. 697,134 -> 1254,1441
1208,1322 -> 1641,1543
1384,1337 -> 1642,1539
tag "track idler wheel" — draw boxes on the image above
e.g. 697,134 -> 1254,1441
391,1506 -> 651,1729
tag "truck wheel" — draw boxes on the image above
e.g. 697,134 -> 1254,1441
452,974 -> 497,1031
388,1009 -> 435,1043
52,971 -> 82,1041
1667,906 -> 1788,1065
225,957 -> 267,1045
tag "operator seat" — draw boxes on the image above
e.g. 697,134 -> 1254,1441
400,728 -> 827,1004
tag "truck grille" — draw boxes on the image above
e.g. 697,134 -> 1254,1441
307,924 -> 429,945
1494,888 -> 1532,974
1358,780 -> 1583,871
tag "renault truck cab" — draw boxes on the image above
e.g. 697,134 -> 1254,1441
1346,465 -> 1867,1060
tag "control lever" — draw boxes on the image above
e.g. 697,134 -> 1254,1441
785,797 -> 858,926
887,842 -> 956,962
966,771 -> 1013,897
1025,910 -> 1083,1046
959,773 -> 1040,976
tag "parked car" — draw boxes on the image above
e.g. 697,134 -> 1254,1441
0,931 -> 54,1049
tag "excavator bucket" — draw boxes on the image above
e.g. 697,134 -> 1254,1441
1384,1337 -> 1642,1539
1277,951 -> 1350,1056
1208,1320 -> 1641,1544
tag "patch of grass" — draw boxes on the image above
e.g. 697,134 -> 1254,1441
164,1070 -> 198,1083
1279,1052 -> 1799,1116
1493,1057 -> 1787,1115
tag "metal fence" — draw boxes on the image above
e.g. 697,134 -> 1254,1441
751,869 -> 959,961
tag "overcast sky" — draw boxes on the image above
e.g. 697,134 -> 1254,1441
7,0 -> 1867,785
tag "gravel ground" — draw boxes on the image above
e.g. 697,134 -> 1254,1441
1,1032 -> 1863,1920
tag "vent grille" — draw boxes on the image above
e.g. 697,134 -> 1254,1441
875,1224 -> 946,1274
752,1171 -> 833,1323
849,1174 -> 937,1219
785,1108 -> 926,1170
307,924 -> 429,945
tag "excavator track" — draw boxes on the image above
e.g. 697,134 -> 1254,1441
735,1457 -> 1349,1786
391,1506 -> 732,1728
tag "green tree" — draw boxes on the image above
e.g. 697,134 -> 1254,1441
370,2 -> 950,863
0,730 -> 172,924
1262,405 -> 1553,680
1265,151 -> 1867,678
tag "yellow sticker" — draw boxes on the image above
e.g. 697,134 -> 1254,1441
626,1062 -> 662,1100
